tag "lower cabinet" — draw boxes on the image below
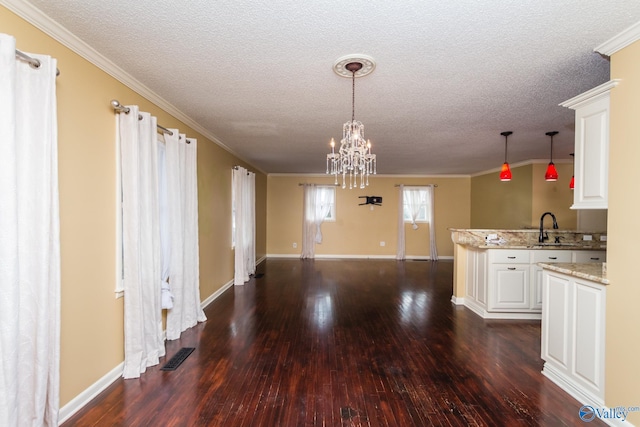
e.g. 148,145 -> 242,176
488,263 -> 530,310
464,249 -> 605,319
541,269 -> 606,405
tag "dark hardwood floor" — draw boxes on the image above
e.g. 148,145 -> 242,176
62,259 -> 602,426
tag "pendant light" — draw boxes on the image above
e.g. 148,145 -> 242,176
499,131 -> 513,181
544,131 -> 559,181
569,153 -> 575,190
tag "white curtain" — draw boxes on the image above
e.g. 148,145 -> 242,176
0,34 -> 60,426
233,166 -> 255,285
301,184 -> 316,259
165,132 -> 206,339
396,185 -> 439,261
119,106 -> 165,379
157,138 -> 173,309
301,184 -> 332,259
396,184 -> 406,260
425,185 -> 438,261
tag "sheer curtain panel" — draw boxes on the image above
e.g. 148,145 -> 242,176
425,186 -> 438,261
396,185 -> 438,261
396,185 -> 406,260
119,106 -> 165,378
165,132 -> 206,339
233,167 -> 256,285
0,34 -> 61,426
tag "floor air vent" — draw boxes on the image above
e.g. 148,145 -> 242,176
161,347 -> 195,371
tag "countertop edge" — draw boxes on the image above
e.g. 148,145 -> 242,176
538,262 -> 609,285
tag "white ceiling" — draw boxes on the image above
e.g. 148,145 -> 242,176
21,0 -> 640,175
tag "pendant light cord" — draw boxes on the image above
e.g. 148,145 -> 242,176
504,136 -> 508,163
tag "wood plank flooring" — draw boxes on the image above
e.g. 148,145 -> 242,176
62,259 -> 603,426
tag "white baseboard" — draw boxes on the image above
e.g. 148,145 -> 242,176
267,253 -> 453,260
58,362 -> 124,425
201,279 -> 233,308
451,295 -> 465,305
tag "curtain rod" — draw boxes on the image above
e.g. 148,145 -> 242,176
233,165 -> 253,174
15,49 -> 60,76
110,100 -> 175,136
394,184 -> 438,187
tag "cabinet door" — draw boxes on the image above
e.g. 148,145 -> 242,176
531,265 -> 544,310
573,280 -> 606,397
465,250 -> 477,300
541,272 -> 571,372
489,264 -> 530,310
476,250 -> 488,305
573,94 -> 610,209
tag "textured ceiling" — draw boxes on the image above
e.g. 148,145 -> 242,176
21,0 -> 640,175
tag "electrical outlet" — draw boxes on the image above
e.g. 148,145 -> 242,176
292,242 -> 297,248
583,235 -> 593,241
600,235 -> 607,241
380,241 -> 386,247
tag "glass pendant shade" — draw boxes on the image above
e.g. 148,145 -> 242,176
499,131 -> 513,181
569,152 -> 575,190
545,131 -> 559,182
545,162 -> 558,181
500,163 -> 512,181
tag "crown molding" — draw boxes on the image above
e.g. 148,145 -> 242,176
595,20 -> 640,56
560,80 -> 620,109
1,0 -> 265,175
267,173 -> 471,178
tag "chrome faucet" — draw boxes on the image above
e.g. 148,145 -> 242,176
539,212 -> 559,242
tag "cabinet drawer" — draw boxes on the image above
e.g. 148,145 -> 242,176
532,250 -> 572,263
490,250 -> 529,263
573,251 -> 606,263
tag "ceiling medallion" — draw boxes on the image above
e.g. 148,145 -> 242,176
327,55 -> 377,189
333,54 -> 376,78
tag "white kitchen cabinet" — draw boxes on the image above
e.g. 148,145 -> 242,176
464,248 -> 604,319
541,269 -> 606,406
464,249 -> 487,315
561,80 -> 618,209
488,263 -> 530,310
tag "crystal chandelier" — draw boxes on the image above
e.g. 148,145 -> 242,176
327,55 -> 377,189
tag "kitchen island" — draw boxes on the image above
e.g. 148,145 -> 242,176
450,228 -> 606,319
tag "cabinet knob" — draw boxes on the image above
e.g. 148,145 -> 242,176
507,256 -> 516,259
549,257 -> 557,260
508,267 -> 516,270
591,257 -> 600,260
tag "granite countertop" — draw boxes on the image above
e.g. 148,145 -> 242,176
459,242 -> 606,250
450,229 -> 607,251
537,262 -> 609,285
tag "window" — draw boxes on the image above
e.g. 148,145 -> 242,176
317,186 -> 336,221
402,187 -> 429,223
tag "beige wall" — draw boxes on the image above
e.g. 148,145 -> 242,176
1,6 -> 267,407
607,38 -> 640,422
267,175 -> 471,258
471,162 -> 577,229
